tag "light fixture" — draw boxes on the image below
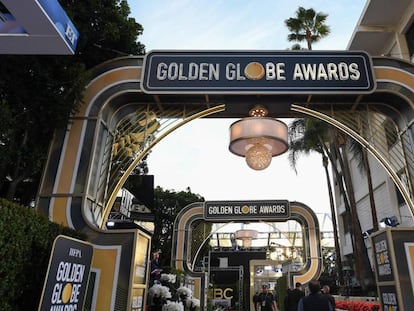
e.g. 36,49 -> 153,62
362,228 -> 374,238
275,269 -> 283,278
235,229 -> 258,248
229,105 -> 288,170
269,251 -> 278,261
379,216 -> 399,228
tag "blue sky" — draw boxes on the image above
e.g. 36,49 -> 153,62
127,0 -> 367,214
130,0 -> 366,51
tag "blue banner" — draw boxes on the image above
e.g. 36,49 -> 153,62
38,0 -> 79,52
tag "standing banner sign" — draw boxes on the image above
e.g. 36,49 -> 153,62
371,228 -> 414,311
38,235 -> 94,311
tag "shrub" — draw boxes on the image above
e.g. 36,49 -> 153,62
0,198 -> 86,311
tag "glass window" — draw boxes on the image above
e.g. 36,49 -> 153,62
383,118 -> 398,149
406,21 -> 414,60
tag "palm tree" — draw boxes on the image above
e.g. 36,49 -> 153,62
284,8 -> 376,292
289,118 -> 379,293
285,7 -> 330,50
290,43 -> 305,50
348,139 -> 379,231
288,118 -> 344,286
335,134 -> 375,292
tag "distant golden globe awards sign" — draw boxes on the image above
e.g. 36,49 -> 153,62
38,235 -> 93,311
204,200 -> 290,220
141,50 -> 375,94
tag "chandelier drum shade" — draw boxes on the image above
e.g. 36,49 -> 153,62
229,117 -> 288,170
235,229 -> 258,248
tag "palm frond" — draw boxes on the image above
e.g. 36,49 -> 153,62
348,137 -> 366,174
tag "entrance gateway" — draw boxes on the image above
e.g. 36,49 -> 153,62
37,50 -> 414,310
172,200 -> 321,311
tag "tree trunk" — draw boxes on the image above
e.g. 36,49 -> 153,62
322,154 -> 344,285
6,177 -> 22,201
6,129 -> 28,201
363,149 -> 379,231
321,137 -> 358,287
0,161 -> 7,193
306,30 -> 312,50
340,144 -> 375,292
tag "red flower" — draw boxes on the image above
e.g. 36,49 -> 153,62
335,300 -> 380,311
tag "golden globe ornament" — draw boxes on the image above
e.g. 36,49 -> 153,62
244,62 -> 265,80
61,283 -> 73,303
245,144 -> 272,170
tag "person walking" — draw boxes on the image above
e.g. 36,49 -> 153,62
297,280 -> 333,311
256,285 -> 278,311
322,285 -> 336,309
253,291 -> 260,311
286,282 -> 305,311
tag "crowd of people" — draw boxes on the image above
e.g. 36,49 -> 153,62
254,280 -> 336,311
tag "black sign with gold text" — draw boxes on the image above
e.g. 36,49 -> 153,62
38,235 -> 93,311
204,200 -> 290,220
378,285 -> 399,311
372,231 -> 394,282
141,50 -> 375,94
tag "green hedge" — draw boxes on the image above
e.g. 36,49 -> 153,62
0,199 -> 87,311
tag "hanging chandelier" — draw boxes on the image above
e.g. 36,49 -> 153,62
235,229 -> 258,248
229,105 -> 288,170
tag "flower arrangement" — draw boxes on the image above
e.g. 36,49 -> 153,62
149,284 -> 172,300
336,300 -> 380,311
148,282 -> 200,311
191,298 -> 200,308
162,301 -> 184,311
176,286 -> 200,311
177,286 -> 192,298
161,273 -> 177,284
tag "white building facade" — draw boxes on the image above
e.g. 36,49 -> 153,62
337,0 -> 414,267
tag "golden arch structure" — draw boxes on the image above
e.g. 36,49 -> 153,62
172,201 -> 323,310
37,52 -> 414,310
